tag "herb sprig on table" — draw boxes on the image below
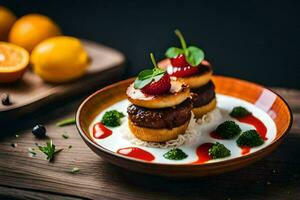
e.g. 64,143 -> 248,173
28,147 -> 37,157
36,140 -> 63,161
56,117 -> 76,127
70,167 -> 80,173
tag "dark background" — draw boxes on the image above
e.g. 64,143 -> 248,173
2,0 -> 300,88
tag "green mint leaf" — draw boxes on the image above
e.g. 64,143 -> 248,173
134,53 -> 167,90
134,77 -> 153,89
137,69 -> 153,80
56,117 -> 76,127
153,67 -> 165,76
153,73 -> 164,82
137,67 -> 164,81
165,47 -> 183,58
185,46 -> 204,67
134,68 -> 166,89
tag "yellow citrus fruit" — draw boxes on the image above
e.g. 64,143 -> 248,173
9,14 -> 61,52
31,36 -> 89,83
0,42 -> 29,83
0,6 -> 17,41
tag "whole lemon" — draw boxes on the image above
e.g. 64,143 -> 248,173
9,14 -> 61,52
31,36 -> 89,83
0,6 -> 17,41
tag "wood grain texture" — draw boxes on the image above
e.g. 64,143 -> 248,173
0,186 -> 84,200
0,40 -> 125,120
0,87 -> 299,200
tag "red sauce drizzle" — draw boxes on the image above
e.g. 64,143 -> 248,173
209,114 -> 268,155
241,146 -> 251,155
235,114 -> 267,141
92,122 -> 112,139
233,114 -> 268,155
209,130 -> 223,139
192,143 -> 213,164
117,147 -> 155,162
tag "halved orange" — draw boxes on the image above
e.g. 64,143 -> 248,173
0,42 -> 29,83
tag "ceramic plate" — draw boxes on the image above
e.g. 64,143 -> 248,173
76,76 -> 292,177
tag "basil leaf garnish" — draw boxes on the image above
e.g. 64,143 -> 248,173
133,53 -> 167,89
152,73 -> 164,82
137,69 -> 153,80
153,67 -> 165,76
185,46 -> 204,67
164,29 -> 205,67
134,69 -> 165,89
165,47 -> 183,58
134,77 -> 153,89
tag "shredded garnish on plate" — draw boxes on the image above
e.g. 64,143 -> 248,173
121,109 -> 222,148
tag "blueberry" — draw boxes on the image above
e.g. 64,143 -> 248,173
32,124 -> 46,138
1,93 -> 12,106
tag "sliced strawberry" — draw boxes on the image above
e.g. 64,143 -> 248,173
141,73 -> 171,95
167,65 -> 199,77
170,54 -> 189,67
169,54 -> 199,77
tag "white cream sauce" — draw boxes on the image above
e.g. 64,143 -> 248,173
89,94 -> 277,164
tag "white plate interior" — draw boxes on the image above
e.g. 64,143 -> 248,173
89,94 -> 277,164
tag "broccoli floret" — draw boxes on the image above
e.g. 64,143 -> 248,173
101,110 -> 125,127
230,106 -> 251,118
209,142 -> 231,159
163,148 -> 188,160
216,121 -> 241,139
236,130 -> 264,147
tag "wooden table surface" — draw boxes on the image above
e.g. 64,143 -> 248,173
0,86 -> 299,200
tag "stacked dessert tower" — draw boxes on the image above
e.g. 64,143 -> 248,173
161,29 -> 216,118
126,53 -> 192,142
126,30 -> 216,143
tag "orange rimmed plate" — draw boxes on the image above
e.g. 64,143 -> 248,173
76,76 -> 292,177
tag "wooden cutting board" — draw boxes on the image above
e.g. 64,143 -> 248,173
0,40 -> 125,120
